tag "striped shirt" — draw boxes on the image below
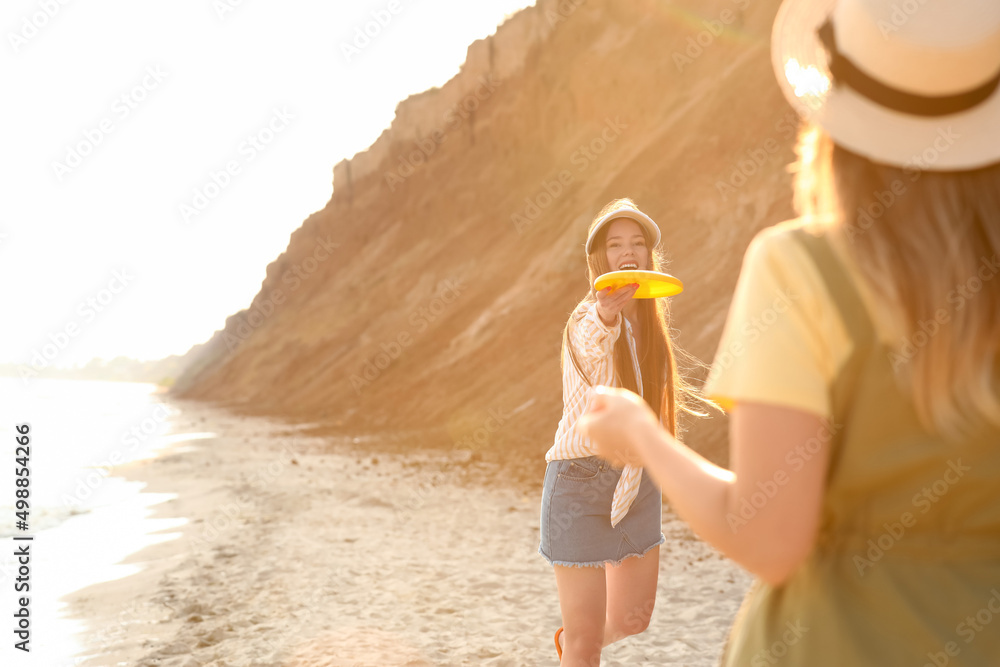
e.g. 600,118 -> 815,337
545,298 -> 655,527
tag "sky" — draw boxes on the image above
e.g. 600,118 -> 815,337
0,0 -> 535,370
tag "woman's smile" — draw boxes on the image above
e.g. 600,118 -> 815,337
604,219 -> 649,272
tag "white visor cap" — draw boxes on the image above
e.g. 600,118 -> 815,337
585,207 -> 661,255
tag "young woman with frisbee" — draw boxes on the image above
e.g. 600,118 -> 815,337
577,0 -> 1000,663
538,197 -> 710,664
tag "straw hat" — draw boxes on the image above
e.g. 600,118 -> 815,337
771,0 -> 1000,170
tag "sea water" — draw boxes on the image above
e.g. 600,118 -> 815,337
0,377 -> 215,665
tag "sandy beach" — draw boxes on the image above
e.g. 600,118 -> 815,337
66,397 -> 752,666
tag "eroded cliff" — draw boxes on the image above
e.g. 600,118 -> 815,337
171,0 -> 799,475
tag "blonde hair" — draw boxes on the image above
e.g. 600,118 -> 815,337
562,198 -> 712,436
794,123 -> 1000,439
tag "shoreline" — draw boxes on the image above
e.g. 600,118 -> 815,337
65,398 -> 752,666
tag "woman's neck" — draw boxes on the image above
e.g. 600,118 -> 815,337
623,300 -> 639,323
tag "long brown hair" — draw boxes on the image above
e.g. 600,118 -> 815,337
794,124 -> 1000,438
562,198 -> 712,436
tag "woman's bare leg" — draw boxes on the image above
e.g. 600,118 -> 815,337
553,564 -> 606,666
603,545 -> 659,646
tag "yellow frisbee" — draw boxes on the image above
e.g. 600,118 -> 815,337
593,270 -> 684,299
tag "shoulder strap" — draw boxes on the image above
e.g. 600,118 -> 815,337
789,227 -> 875,348
789,226 -> 879,432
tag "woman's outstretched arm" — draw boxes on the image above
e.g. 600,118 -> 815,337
577,386 -> 831,586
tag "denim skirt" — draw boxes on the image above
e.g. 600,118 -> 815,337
538,456 -> 665,568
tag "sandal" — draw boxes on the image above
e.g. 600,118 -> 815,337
554,626 -> 564,661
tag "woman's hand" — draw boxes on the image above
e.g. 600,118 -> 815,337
595,283 -> 639,325
575,385 -> 659,467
